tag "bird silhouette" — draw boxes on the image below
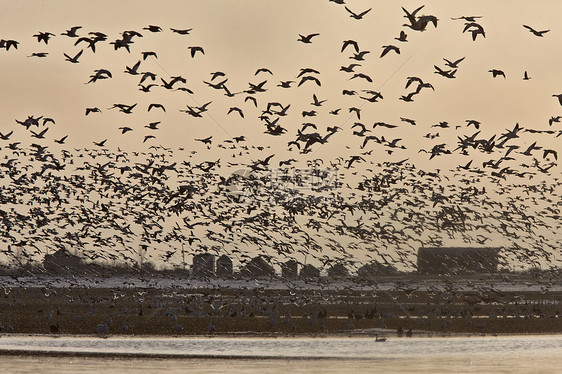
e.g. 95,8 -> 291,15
188,46 -> 204,57
344,6 -> 371,20
523,25 -> 549,37
489,69 -> 506,78
64,49 -> 83,63
298,33 -> 319,43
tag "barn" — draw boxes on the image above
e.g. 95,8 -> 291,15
417,247 -> 500,274
240,255 -> 276,278
216,254 -> 233,277
192,253 -> 215,277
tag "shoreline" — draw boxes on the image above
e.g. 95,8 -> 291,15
1,333 -> 561,360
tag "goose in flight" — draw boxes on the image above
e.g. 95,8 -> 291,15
142,51 -> 157,60
311,94 -> 326,106
452,16 -> 482,22
399,92 -> 417,102
523,25 -> 549,37
75,37 -> 98,52
340,63 -> 361,72
148,103 -> 166,112
145,121 -> 160,130
195,136 -> 212,145
54,135 -> 68,144
85,107 -> 101,115
87,69 -> 112,84
188,46 -> 204,57
125,60 -> 141,75
31,128 -> 49,139
139,83 -> 157,92
64,49 -> 83,63
61,26 -> 82,37
228,107 -> 244,118
345,6 -> 371,20
119,126 -> 133,134
350,51 -> 370,60
400,117 -> 417,126
489,69 -> 506,78
341,39 -> 359,53
297,67 -> 320,77
255,68 -> 273,75
463,22 -> 486,40
143,25 -> 162,32
395,31 -> 408,42
0,39 -> 19,50
380,45 -> 400,58
277,80 -> 294,88
0,131 -> 13,140
297,33 -> 319,43
171,28 -> 192,35
248,80 -> 267,92
33,32 -> 55,44
443,57 -> 465,68
298,75 -> 321,86
345,155 -> 365,168
434,65 -> 457,78
402,5 -> 438,31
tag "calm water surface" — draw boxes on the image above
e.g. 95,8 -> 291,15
0,335 -> 560,373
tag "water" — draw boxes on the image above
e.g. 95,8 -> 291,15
0,335 -> 560,373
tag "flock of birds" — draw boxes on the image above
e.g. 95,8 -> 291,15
0,3 -> 560,276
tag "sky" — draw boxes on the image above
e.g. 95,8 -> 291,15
0,0 -> 560,271
2,0 -> 561,157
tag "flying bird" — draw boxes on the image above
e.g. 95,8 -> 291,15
228,107 -> 244,118
350,51 -> 370,60
311,94 -> 326,106
0,39 -> 19,50
523,25 -> 549,37
395,31 -> 408,42
85,107 -> 101,115
298,75 -> 321,87
64,49 -> 83,63
443,57 -> 465,68
171,28 -> 193,35
188,46 -> 204,57
463,22 -> 486,40
119,127 -> 133,134
345,6 -> 371,20
489,69 -> 506,78
148,103 -> 166,112
255,68 -> 273,75
28,52 -> 48,58
33,32 -> 55,44
141,51 -> 157,60
380,45 -> 400,58
61,26 -> 82,37
54,135 -> 68,144
143,25 -> 162,32
297,33 -> 319,43
341,40 -> 360,53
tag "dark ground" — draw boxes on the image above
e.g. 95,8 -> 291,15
0,277 -> 560,337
